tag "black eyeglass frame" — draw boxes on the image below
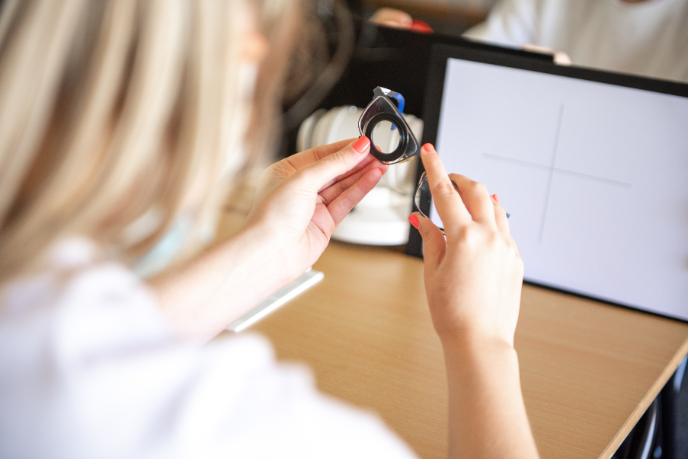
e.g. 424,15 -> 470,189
358,87 -> 420,165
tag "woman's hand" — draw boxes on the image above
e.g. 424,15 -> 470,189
410,143 -> 523,347
247,137 -> 387,284
410,144 -> 538,459
153,137 -> 385,340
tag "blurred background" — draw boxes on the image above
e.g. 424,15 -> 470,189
278,0 -> 503,158
257,2 -> 688,459
349,0 -> 497,35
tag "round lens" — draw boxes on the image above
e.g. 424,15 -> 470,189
414,172 -> 445,234
414,172 -> 430,218
370,120 -> 401,156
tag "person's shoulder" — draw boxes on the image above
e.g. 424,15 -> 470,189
533,0 -> 602,19
0,238 -> 177,457
0,238 -> 418,458
490,0 -> 597,18
463,0 -> 540,46
1,238 -> 161,327
496,0 -> 598,19
0,237 -> 177,379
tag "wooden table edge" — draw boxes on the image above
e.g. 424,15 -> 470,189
601,337 -> 688,458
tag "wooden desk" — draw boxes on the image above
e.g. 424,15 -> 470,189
216,179 -> 688,458
222,241 -> 688,459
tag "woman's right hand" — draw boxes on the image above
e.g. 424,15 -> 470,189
410,144 -> 524,348
412,148 -> 538,459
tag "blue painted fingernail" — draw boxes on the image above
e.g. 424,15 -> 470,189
506,213 -> 511,219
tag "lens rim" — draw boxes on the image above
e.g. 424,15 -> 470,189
358,91 -> 419,165
414,172 -> 430,219
414,171 -> 445,234
365,113 -> 408,163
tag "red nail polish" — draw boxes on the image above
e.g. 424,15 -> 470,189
410,19 -> 433,34
408,214 -> 419,229
422,143 -> 435,154
493,194 -> 501,204
352,136 -> 370,154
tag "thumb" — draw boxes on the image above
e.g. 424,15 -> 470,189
295,136 -> 371,193
410,212 -> 446,269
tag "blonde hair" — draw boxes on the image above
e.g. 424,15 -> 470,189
0,0 -> 299,282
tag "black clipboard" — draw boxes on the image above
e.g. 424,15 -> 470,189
405,43 -> 688,324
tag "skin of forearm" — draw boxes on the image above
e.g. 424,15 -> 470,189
441,334 -> 539,459
150,223 -> 292,341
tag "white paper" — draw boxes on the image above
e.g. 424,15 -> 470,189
431,58 -> 688,320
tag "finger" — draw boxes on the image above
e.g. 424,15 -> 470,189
288,139 -> 381,193
318,153 -> 379,195
511,236 -> 522,259
420,144 -> 471,231
327,167 -> 384,226
409,212 -> 445,270
448,173 -> 494,224
285,139 -> 355,171
294,136 -> 372,194
257,140 -> 358,200
491,194 -> 510,235
370,8 -> 413,28
319,157 -> 388,205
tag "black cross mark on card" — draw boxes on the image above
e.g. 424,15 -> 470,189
483,105 -> 631,242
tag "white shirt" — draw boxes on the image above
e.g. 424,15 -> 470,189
0,239 -> 417,458
465,0 -> 688,82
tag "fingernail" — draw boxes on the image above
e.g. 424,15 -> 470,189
410,19 -> 433,33
352,136 -> 370,154
408,214 -> 419,229
492,194 -> 500,204
506,213 -> 511,219
422,143 -> 436,154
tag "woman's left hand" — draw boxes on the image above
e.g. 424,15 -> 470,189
155,137 -> 384,339
247,136 -> 386,283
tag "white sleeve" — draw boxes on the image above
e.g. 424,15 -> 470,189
463,0 -> 540,47
0,259 -> 418,459
174,334 -> 419,459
